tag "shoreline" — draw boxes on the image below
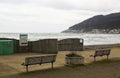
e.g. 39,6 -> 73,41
84,43 -> 120,50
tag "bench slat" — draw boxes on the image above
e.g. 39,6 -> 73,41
25,57 -> 42,65
90,49 -> 111,62
41,55 -> 56,63
95,49 -> 111,56
22,55 -> 56,72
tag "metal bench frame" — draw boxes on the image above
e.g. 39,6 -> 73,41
90,49 -> 111,62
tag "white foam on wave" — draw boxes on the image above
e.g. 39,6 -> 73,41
0,33 -> 120,45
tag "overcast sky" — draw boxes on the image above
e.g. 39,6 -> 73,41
0,0 -> 120,33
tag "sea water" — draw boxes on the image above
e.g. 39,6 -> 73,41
0,33 -> 120,45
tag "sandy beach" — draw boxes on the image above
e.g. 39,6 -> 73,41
0,45 -> 120,78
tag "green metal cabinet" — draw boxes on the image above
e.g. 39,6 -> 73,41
0,40 -> 14,55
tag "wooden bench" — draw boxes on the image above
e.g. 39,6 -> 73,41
90,49 -> 111,62
22,54 -> 56,72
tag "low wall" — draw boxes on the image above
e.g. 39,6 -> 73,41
0,38 -> 84,54
58,38 -> 84,51
31,39 -> 58,54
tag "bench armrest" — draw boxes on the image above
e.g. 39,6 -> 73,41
21,62 -> 26,66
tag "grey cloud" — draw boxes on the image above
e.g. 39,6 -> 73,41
0,0 -> 28,3
0,0 -> 47,4
44,1 -> 75,10
37,0 -> 120,13
0,1 -> 120,19
0,0 -> 120,13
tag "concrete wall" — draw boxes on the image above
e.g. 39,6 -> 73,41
58,38 -> 83,51
0,38 -> 84,53
31,39 -> 58,54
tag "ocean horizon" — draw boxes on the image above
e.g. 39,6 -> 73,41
0,33 -> 120,46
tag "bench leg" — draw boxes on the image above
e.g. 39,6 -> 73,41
94,57 -> 96,62
26,65 -> 28,72
107,55 -> 109,61
51,62 -> 53,69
